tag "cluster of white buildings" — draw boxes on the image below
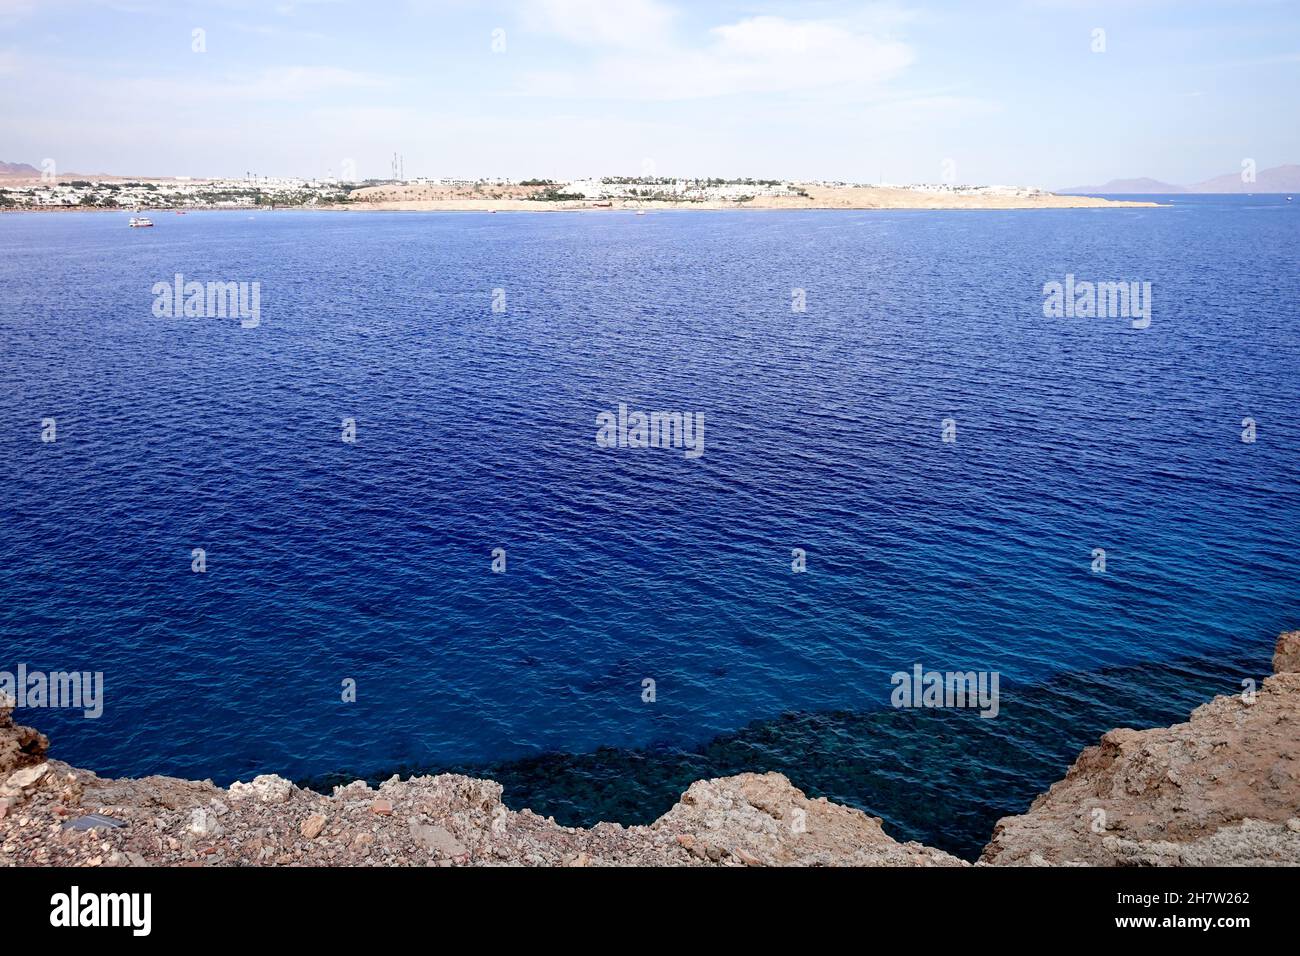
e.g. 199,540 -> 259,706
561,178 -> 800,202
1,174 -> 1054,210
11,184 -> 84,207
404,176 -> 517,187
900,182 -> 1047,197
1,176 -> 352,209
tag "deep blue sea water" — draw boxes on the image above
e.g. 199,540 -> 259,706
2,196 -> 1297,858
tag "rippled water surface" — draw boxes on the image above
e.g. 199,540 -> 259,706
2,199 -> 1296,856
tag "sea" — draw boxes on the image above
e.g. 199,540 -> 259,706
1,195 -> 1296,858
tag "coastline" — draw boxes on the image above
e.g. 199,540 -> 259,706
0,183 -> 1165,215
330,184 -> 1162,212
3,630 -> 1295,867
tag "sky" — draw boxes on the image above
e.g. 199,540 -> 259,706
1,0 -> 1298,186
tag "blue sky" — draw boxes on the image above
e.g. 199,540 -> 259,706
1,0 -> 1297,185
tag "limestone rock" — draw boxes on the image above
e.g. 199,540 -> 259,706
4,763 -> 49,792
409,821 -> 466,858
187,808 -> 222,837
647,772 -> 965,867
982,630 -> 1300,866
228,775 -> 294,804
0,697 -> 48,778
1274,630 -> 1300,674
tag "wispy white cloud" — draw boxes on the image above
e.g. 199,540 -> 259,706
522,13 -> 914,100
117,65 -> 392,103
520,0 -> 678,49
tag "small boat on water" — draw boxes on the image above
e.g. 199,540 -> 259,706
128,216 -> 154,228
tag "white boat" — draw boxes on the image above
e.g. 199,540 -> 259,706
128,217 -> 154,228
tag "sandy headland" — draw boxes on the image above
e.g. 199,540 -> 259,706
344,181 -> 1161,212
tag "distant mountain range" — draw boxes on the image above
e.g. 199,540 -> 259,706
0,161 -> 41,178
1061,164 -> 1300,194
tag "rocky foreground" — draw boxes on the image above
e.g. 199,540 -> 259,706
982,631 -> 1300,866
2,632 -> 1296,867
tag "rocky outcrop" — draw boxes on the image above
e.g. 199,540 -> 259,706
980,633 -> 1300,866
2,630 -> 1297,866
1274,630 -> 1300,674
654,773 -> 962,866
0,698 -> 47,781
